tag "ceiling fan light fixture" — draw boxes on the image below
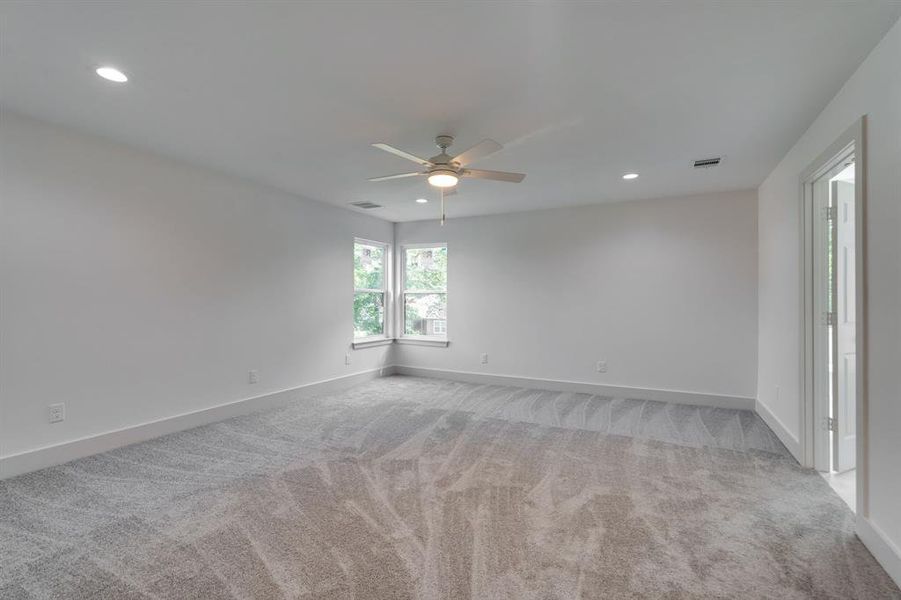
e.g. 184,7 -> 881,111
428,170 -> 459,188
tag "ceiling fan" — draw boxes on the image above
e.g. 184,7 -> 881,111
369,135 -> 525,189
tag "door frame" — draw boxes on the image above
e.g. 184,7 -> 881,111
798,116 -> 867,514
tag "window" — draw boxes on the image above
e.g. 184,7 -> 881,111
353,239 -> 388,339
402,244 -> 447,339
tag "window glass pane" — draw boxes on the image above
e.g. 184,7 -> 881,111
404,246 -> 446,291
404,292 -> 446,336
354,242 -> 385,290
354,291 -> 384,338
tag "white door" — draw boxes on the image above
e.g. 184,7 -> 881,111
832,179 -> 856,472
812,175 -> 832,472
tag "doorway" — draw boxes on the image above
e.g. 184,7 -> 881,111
818,158 -> 857,509
800,118 -> 866,515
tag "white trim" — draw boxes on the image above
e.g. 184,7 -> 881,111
0,367 -> 395,480
395,338 -> 449,348
856,515 -> 901,589
401,242 -> 448,250
756,398 -> 801,461
351,337 -> 394,349
798,117 -> 867,516
393,365 -> 754,409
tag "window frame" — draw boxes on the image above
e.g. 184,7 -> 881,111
352,238 -> 393,348
397,242 -> 449,346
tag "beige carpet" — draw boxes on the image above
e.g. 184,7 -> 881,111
1,375 -> 898,599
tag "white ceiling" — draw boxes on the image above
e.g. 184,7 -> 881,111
2,2 -> 898,222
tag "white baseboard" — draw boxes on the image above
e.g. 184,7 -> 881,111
0,366 -> 395,480
755,398 -> 802,462
857,515 -> 901,589
393,365 -> 755,410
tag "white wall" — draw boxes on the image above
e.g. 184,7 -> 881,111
395,191 -> 758,400
0,112 -> 393,461
757,18 -> 900,576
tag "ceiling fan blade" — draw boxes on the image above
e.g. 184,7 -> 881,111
368,172 -> 424,182
372,143 -> 432,166
451,139 -> 503,166
463,169 -> 526,183
443,187 -> 457,196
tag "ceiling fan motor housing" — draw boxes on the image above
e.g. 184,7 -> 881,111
431,135 -> 459,172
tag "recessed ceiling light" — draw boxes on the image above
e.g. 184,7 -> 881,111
622,173 -> 639,180
95,66 -> 128,83
416,198 -> 428,204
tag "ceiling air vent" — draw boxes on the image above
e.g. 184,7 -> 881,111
693,157 -> 721,168
350,201 -> 382,210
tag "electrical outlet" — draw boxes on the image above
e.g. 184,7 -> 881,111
480,353 -> 488,365
248,370 -> 259,384
345,353 -> 351,366
596,360 -> 607,373
48,403 -> 65,423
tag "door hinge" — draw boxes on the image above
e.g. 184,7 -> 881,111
827,417 -> 836,432
823,311 -> 837,326
823,206 -> 836,220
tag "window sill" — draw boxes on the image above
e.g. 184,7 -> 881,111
396,337 -> 449,348
352,337 -> 394,349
